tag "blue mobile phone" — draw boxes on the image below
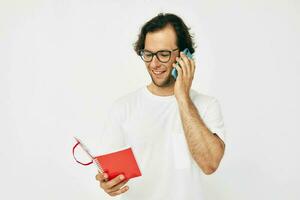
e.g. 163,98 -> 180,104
171,48 -> 193,79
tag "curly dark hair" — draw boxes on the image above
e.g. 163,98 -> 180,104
134,13 -> 195,55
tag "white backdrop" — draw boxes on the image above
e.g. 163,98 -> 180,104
1,0 -> 299,199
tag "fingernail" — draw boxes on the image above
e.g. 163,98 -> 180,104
104,174 -> 108,179
120,175 -> 124,180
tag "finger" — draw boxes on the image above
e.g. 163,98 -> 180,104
108,186 -> 129,197
106,180 -> 129,193
187,58 -> 193,78
190,59 -> 195,78
180,52 -> 191,78
105,174 -> 126,189
96,172 -> 108,182
173,63 -> 183,79
176,56 -> 186,77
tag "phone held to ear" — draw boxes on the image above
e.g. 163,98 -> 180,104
171,48 -> 193,79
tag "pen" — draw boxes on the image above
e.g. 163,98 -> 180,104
73,137 -> 104,173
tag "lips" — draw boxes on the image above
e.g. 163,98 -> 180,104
152,70 -> 166,77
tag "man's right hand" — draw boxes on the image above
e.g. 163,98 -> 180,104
95,172 -> 129,197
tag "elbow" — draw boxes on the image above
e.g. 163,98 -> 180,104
193,144 -> 225,175
193,154 -> 221,175
203,147 -> 225,175
192,155 -> 219,175
202,165 -> 218,175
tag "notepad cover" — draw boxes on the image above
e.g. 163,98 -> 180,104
95,147 -> 142,181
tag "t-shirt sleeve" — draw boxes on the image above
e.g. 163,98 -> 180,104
99,101 -> 126,154
202,98 -> 226,143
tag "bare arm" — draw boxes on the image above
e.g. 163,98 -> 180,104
176,96 -> 225,175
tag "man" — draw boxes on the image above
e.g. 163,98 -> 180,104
95,13 -> 225,199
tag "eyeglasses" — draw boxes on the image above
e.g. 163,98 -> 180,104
139,48 -> 179,63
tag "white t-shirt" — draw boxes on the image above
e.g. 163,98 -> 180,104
99,86 -> 225,200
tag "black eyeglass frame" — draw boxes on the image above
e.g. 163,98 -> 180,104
139,48 -> 179,63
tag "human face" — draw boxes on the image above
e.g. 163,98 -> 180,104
143,26 -> 179,87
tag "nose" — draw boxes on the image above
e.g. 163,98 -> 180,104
149,55 -> 161,69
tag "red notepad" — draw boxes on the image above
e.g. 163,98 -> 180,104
95,148 -> 142,180
72,137 -> 142,181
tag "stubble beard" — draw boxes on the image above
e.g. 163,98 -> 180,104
150,71 -> 174,88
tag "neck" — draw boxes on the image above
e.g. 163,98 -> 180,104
147,82 -> 175,96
